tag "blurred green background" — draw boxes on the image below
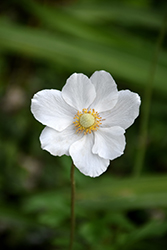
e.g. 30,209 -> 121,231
0,0 -> 167,249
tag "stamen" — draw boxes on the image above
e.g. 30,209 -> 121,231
73,108 -> 102,135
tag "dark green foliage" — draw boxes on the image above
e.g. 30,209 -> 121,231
0,0 -> 167,249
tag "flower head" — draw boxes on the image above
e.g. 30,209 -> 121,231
31,70 -> 141,177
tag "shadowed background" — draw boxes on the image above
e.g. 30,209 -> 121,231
0,0 -> 167,249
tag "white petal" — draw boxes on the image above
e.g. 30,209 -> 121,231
40,125 -> 83,156
69,133 -> 109,177
101,90 -> 141,129
89,70 -> 118,112
31,89 -> 76,131
62,73 -> 96,110
92,127 -> 126,160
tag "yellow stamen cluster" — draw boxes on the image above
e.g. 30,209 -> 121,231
73,108 -> 102,135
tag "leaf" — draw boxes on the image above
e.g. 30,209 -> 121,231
122,221 -> 167,249
0,19 -> 167,94
76,175 -> 167,210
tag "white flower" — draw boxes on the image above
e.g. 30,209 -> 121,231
31,70 -> 141,177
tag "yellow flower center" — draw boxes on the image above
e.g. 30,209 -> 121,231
73,108 -> 102,135
80,113 -> 95,128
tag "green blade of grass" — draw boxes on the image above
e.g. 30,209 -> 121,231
23,175 -> 167,212
76,175 -> 167,211
0,18 -> 166,93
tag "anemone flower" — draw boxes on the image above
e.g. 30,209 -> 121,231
31,70 -> 141,177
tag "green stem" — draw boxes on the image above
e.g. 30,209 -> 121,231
133,16 -> 167,177
69,162 -> 75,250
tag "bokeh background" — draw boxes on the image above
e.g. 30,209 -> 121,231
0,0 -> 167,249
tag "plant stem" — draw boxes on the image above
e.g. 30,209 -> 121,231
69,162 -> 75,250
133,16 -> 167,177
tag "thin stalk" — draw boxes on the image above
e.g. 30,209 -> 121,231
69,162 -> 75,250
134,16 -> 167,177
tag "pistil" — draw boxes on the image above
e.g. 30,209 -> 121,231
73,108 -> 102,135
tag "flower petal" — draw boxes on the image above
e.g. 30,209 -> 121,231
101,90 -> 141,129
69,133 -> 109,177
31,89 -> 76,131
62,73 -> 96,110
89,70 -> 118,112
40,125 -> 83,156
92,127 -> 126,160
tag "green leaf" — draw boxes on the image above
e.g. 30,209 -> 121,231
76,175 -> 167,210
0,19 -> 167,94
122,221 -> 167,249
